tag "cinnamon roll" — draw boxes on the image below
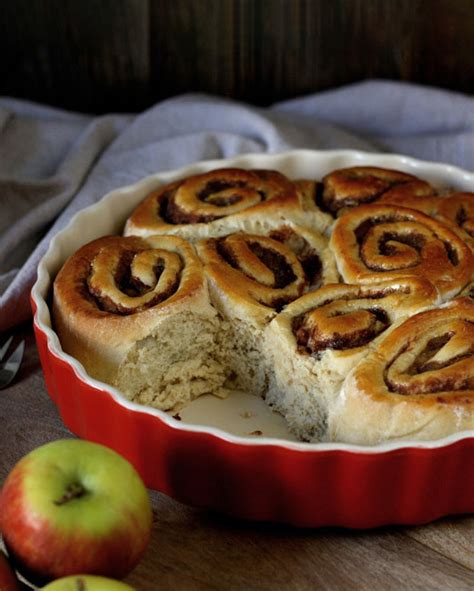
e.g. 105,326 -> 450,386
197,223 -> 338,326
322,166 -> 433,215
51,162 -> 474,443
435,192 -> 474,251
124,168 -> 330,240
53,235 -> 228,410
265,278 -> 439,441
377,191 -> 474,250
196,223 -> 338,395
329,298 -> 474,444
330,204 -> 473,299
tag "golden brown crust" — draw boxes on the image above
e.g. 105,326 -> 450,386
283,277 -> 439,357
376,192 -> 441,214
329,298 -> 474,444
197,224 -> 338,326
264,277 -> 440,441
330,203 -> 473,299
124,168 -> 320,238
52,234 -> 209,382
322,166 -> 433,215
434,192 -> 474,251
52,162 -> 474,443
377,191 -> 474,251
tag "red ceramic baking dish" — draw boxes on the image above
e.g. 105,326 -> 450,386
31,150 -> 474,528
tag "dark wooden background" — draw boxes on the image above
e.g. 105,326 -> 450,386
1,0 -> 473,114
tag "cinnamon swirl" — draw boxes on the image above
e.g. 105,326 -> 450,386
329,298 -> 474,444
322,166 -> 433,215
124,168 -> 330,240
377,191 -> 474,251
53,235 -> 228,410
197,223 -> 338,326
435,192 -> 474,251
197,223 -> 338,395
265,278 -> 439,441
330,204 -> 473,299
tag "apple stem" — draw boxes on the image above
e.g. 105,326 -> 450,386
54,482 -> 86,506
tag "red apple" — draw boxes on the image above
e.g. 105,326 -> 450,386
0,439 -> 152,585
41,574 -> 136,590
0,550 -> 21,591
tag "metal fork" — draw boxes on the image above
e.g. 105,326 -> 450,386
0,335 -> 25,389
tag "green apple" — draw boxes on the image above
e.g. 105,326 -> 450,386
42,574 -> 136,590
0,439 -> 152,585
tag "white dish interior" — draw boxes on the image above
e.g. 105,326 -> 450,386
32,149 -> 474,452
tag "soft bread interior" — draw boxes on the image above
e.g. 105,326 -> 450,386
115,312 -> 230,410
217,319 -> 268,397
114,312 -> 270,412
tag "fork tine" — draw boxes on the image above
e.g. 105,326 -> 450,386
0,335 -> 13,361
5,340 -> 25,369
0,339 -> 25,388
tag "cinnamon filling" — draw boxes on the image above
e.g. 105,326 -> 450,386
456,206 -> 468,229
355,215 -> 460,268
161,191 -> 222,224
323,176 -> 409,214
355,215 -> 404,244
407,333 -> 474,373
293,306 -> 389,356
197,180 -> 247,201
216,238 -> 297,289
114,251 -> 162,297
444,240 -> 459,265
158,180 -> 264,224
406,334 -> 452,374
88,251 -> 181,315
312,182 -> 335,217
269,228 -> 322,287
247,242 -> 296,288
385,329 -> 474,395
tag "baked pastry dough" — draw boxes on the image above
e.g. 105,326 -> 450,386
321,166 -> 433,215
330,204 -> 473,299
377,191 -> 474,251
265,278 -> 439,441
197,223 -> 338,326
124,167 -> 330,240
53,235 -> 228,410
435,192 -> 474,251
328,298 -> 474,444
52,163 -> 474,444
197,223 -> 338,394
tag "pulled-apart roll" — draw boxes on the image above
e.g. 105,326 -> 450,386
53,235 -> 227,410
124,167 -> 330,240
197,223 -> 338,394
198,223 -> 338,326
328,298 -> 474,444
330,204 -> 473,299
265,278 -> 439,441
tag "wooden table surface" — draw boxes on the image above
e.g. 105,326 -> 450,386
1,329 -> 473,591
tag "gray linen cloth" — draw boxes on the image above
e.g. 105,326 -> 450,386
1,80 -> 473,332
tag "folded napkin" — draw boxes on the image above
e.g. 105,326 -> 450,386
1,80 -> 473,332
